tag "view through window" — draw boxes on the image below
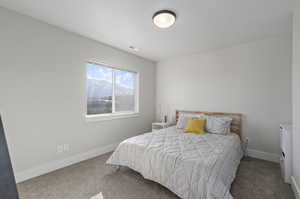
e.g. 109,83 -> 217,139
86,63 -> 137,115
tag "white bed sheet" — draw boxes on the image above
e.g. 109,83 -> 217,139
107,126 -> 243,199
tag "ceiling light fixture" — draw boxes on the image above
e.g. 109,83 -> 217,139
152,10 -> 176,29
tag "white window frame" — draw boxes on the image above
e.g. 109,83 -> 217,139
85,61 -> 139,122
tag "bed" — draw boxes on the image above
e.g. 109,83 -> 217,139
106,110 -> 243,199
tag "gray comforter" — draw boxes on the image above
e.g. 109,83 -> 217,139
107,126 -> 243,199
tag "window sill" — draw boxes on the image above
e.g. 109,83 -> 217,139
86,112 -> 140,122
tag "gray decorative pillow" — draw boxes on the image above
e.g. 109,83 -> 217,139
176,113 -> 206,129
206,116 -> 232,135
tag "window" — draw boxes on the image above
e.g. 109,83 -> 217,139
86,62 -> 138,119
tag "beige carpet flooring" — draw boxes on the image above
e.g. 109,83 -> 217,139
17,152 -> 295,199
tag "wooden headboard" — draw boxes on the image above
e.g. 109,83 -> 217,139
176,110 -> 242,136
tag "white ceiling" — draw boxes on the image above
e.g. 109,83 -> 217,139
0,0 -> 293,62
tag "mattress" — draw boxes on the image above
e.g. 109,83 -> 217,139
107,126 -> 243,199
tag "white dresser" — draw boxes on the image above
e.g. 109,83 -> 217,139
280,123 -> 293,184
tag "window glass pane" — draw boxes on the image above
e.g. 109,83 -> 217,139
86,64 -> 113,115
115,70 -> 136,112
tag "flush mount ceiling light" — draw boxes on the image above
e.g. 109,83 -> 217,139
152,10 -> 176,28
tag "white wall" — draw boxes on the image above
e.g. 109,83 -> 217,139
0,7 -> 156,180
156,35 -> 292,157
292,0 -> 300,196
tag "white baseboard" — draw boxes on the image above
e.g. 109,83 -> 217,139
247,149 -> 280,163
14,146 -> 281,183
15,142 -> 119,183
292,176 -> 300,199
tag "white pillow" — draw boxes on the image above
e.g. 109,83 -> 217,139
206,116 -> 232,135
176,113 -> 206,129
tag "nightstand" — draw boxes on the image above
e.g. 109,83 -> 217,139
152,122 -> 169,131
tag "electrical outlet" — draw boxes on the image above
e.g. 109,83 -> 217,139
63,144 -> 69,152
245,137 -> 250,143
243,137 -> 250,157
57,145 -> 64,153
57,144 -> 70,154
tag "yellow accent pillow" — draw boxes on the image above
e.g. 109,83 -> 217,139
184,119 -> 206,135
